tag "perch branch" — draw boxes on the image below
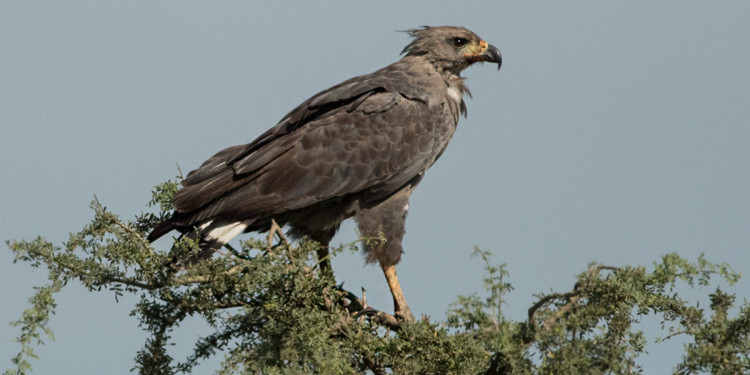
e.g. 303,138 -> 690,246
353,308 -> 403,330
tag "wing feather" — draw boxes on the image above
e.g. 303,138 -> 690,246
168,61 -> 452,229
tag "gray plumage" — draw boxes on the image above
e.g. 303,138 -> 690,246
148,26 -> 501,274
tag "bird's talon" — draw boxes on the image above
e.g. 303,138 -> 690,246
395,309 -> 414,323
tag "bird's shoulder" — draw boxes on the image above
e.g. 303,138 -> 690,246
282,57 -> 446,127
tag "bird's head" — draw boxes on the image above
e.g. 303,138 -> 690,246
401,26 -> 502,74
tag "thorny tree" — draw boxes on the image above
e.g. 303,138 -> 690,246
6,181 -> 750,374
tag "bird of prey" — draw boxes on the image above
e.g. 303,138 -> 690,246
148,26 -> 501,320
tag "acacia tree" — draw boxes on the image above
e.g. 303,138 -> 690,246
6,181 -> 750,374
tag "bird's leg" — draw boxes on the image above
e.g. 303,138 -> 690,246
381,264 -> 413,322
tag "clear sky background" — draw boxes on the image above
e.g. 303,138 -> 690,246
2,1 -> 749,373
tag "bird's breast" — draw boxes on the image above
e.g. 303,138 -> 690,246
446,86 -> 463,104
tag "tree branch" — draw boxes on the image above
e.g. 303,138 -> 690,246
527,291 -> 578,326
527,264 -> 619,335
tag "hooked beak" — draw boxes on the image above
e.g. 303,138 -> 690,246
467,41 -> 502,70
481,44 -> 502,70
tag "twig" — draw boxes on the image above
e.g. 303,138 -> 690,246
528,291 -> 577,325
112,218 -> 154,270
266,219 -> 289,250
542,295 -> 580,332
173,265 -> 245,285
359,287 -> 368,322
176,163 -> 184,180
662,330 -> 690,341
597,265 -> 620,272
222,242 -> 249,261
529,264 -> 620,324
106,276 -> 156,290
528,263 -> 620,336
113,220 -> 149,247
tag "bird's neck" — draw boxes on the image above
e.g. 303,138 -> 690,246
445,75 -> 468,97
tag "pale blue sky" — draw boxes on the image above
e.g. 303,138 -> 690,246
2,1 -> 749,373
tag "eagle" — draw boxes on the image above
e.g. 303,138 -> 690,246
148,26 -> 502,321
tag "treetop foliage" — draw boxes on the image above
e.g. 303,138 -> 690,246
6,181 -> 750,374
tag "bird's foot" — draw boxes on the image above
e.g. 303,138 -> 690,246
382,264 -> 414,323
394,303 -> 414,323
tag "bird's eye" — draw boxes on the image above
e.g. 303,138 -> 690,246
452,37 -> 468,47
